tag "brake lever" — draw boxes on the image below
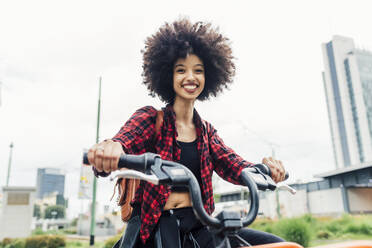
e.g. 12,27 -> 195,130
150,158 -> 173,184
250,167 -> 277,191
110,170 -> 159,185
277,182 -> 297,195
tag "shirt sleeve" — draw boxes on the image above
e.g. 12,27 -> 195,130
93,106 -> 158,177
207,122 -> 254,185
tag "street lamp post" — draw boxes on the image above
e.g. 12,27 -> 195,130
6,142 -> 14,186
90,77 -> 102,246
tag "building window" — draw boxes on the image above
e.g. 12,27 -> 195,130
344,59 -> 364,162
357,54 -> 372,145
326,42 -> 351,166
7,192 -> 30,205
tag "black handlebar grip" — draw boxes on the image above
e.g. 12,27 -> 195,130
83,152 -> 90,165
118,154 -> 148,171
254,164 -> 289,180
82,152 -> 158,172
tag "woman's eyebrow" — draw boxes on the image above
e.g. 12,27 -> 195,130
174,63 -> 204,68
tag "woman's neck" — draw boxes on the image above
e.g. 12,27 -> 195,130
172,97 -> 195,125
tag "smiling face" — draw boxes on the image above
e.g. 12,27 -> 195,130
173,54 -> 205,103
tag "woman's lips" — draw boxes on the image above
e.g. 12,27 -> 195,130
182,84 -> 199,93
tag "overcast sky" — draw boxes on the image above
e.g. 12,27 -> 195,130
1,0 -> 372,218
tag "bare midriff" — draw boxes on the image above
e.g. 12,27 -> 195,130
163,192 -> 192,210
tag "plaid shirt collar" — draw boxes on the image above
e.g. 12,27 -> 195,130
163,103 -> 206,137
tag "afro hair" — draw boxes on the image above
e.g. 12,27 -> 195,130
141,18 -> 236,103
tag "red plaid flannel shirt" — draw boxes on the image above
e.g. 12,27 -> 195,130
95,105 -> 253,243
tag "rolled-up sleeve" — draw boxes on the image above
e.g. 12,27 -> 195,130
94,106 -> 158,177
208,123 -> 254,185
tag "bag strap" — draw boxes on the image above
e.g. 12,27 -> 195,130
110,109 -> 164,202
155,110 -> 164,136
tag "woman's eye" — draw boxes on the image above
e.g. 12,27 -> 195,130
176,69 -> 185,73
195,69 -> 204,73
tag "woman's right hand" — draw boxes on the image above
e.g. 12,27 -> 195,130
87,139 -> 125,173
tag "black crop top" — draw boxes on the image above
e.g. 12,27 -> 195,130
172,139 -> 202,192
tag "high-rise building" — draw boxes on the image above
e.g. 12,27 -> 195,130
36,168 -> 65,199
322,35 -> 372,168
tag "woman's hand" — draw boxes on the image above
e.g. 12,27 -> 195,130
262,157 -> 286,183
87,139 -> 124,173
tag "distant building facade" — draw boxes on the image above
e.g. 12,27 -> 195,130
215,163 -> 372,219
36,168 -> 65,199
322,35 -> 372,168
0,186 -> 36,239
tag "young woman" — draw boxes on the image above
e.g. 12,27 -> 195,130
87,19 -> 286,248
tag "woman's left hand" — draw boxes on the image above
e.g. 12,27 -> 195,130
262,157 -> 286,183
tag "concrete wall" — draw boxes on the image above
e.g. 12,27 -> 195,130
0,187 -> 36,239
348,188 -> 372,213
258,192 -> 277,219
259,187 -> 347,218
77,214 -> 117,236
260,189 -> 308,219
279,189 -> 308,218
217,168 -> 371,219
308,188 -> 344,215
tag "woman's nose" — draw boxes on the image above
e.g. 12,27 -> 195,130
185,71 -> 195,81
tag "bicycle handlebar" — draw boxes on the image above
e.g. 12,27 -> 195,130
82,152 -> 290,230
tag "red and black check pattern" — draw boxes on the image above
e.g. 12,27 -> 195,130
95,105 -> 253,243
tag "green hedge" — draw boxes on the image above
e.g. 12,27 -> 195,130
25,235 -> 65,248
276,218 -> 311,247
319,214 -> 372,237
249,214 -> 372,246
2,238 -> 13,246
1,239 -> 25,248
345,223 -> 372,235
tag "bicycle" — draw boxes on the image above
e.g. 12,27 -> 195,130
83,152 -> 372,248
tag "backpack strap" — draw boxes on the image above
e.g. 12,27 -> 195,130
155,110 -> 164,136
114,109 -> 164,222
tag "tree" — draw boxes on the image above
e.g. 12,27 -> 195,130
44,205 -> 65,219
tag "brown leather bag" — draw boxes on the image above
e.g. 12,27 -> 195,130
115,110 -> 164,222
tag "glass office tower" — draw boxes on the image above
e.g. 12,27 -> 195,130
322,36 -> 372,168
36,168 -> 65,199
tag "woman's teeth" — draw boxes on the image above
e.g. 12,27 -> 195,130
183,85 -> 197,89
